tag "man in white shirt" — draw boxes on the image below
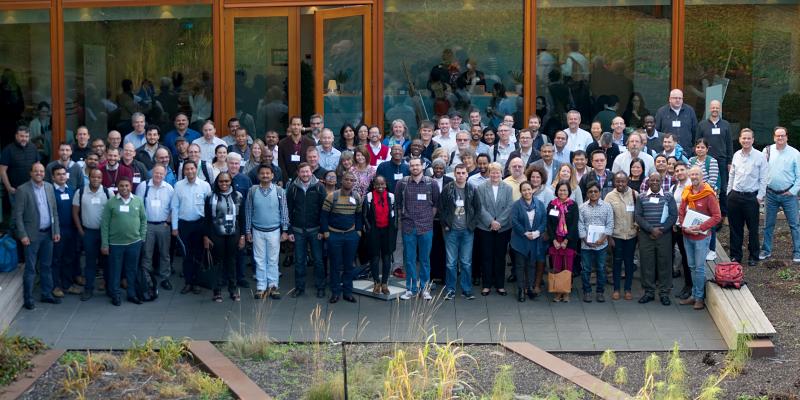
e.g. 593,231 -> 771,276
192,120 -> 226,163
492,124 -> 516,166
612,134 -> 654,176
727,128 -> 769,266
434,116 -> 457,155
564,110 -> 593,152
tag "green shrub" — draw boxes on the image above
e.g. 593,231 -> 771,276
0,332 -> 47,387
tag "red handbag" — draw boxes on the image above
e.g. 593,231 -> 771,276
713,262 -> 744,289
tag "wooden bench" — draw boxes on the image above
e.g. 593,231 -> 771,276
0,266 -> 24,330
704,243 -> 776,356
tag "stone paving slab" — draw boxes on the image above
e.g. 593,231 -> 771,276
9,266 -> 726,352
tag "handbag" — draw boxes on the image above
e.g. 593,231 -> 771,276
196,249 -> 216,290
0,233 -> 18,273
548,270 -> 573,294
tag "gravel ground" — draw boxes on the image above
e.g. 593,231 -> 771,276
559,224 -> 800,399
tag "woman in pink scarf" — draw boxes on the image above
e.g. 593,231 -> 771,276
545,181 -> 579,302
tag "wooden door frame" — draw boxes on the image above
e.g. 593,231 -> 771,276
313,5 -> 373,126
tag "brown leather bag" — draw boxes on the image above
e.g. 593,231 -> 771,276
548,270 -> 573,294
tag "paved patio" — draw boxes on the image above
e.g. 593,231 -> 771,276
9,265 -> 726,352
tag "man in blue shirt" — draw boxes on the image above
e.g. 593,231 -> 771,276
164,113 -> 201,158
760,126 -> 800,262
171,160 -> 211,294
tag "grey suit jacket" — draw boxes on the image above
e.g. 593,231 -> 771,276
475,180 -> 514,232
530,159 -> 563,185
13,180 -> 60,241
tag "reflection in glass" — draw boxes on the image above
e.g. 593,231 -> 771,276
63,6 -> 212,141
0,10 -> 51,155
685,1 -> 800,143
323,15 -> 364,137
536,1 -> 671,137
234,17 -> 289,138
383,0 -> 524,134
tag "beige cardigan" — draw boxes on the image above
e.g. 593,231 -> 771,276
604,188 -> 638,240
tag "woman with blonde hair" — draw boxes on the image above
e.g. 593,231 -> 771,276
384,119 -> 410,153
551,163 -> 583,204
243,139 -> 266,176
335,150 -> 354,181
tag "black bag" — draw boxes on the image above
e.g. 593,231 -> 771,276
196,249 -> 216,290
137,265 -> 156,302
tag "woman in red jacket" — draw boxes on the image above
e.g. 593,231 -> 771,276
678,166 -> 722,310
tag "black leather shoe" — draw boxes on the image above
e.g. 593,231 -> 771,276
316,289 -> 326,298
660,296 -> 671,306
23,302 -> 35,310
748,260 -> 758,267
507,274 -> 517,283
111,298 -> 122,306
496,289 -> 508,296
146,289 -> 158,301
329,295 -> 339,303
180,284 -> 192,294
343,295 -> 357,303
80,291 -> 93,301
517,290 -> 525,302
527,289 -> 537,300
41,297 -> 61,305
160,280 -> 173,290
638,294 -> 654,304
127,297 -> 143,305
291,289 -> 305,298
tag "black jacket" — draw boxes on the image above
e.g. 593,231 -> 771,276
438,180 -> 481,231
286,176 -> 326,231
579,169 -> 615,199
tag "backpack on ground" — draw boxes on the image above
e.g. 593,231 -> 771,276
713,262 -> 744,289
0,233 -> 18,272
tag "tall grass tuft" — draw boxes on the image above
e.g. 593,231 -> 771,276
489,364 -> 515,400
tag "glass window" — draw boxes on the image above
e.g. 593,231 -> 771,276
63,5 -> 212,141
685,0 -> 800,143
0,9 -> 51,156
536,1 -> 671,137
383,0 -> 524,135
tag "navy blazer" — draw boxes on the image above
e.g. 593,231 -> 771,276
509,198 -> 547,259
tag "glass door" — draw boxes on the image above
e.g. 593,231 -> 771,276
224,8 -> 298,139
314,6 -> 372,136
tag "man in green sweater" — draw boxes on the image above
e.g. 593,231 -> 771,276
101,176 -> 147,306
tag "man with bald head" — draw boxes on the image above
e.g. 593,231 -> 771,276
107,130 -> 123,152
697,99 -> 733,218
654,89 -> 698,155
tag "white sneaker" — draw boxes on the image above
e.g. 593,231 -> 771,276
422,291 -> 432,300
793,256 -> 800,263
706,251 -> 717,261
400,291 -> 414,300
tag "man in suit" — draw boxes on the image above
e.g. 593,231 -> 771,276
14,162 -> 61,310
530,143 -> 562,186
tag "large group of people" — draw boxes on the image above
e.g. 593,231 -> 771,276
4,87 -> 798,313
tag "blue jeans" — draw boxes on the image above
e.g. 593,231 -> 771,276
612,237 -> 636,292
252,229 -> 281,290
684,235 -> 712,300
328,231 -> 359,296
23,229 -> 54,304
443,229 -> 474,294
294,230 -> 325,290
581,246 -> 607,294
403,228 -> 433,294
763,190 -> 800,258
82,228 -> 105,293
108,241 -> 143,301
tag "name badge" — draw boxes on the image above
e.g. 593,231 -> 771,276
225,214 -> 234,221
150,199 -> 162,208
455,199 -> 464,207
195,193 -> 205,205
60,193 -> 69,200
649,196 -> 660,204
120,205 -> 130,213
626,205 -> 635,212
712,128 -> 721,135
133,176 -> 141,184
109,187 -> 117,194
291,154 -> 301,162
91,198 -> 101,205
417,193 -> 427,201
672,120 -> 681,128
549,209 -> 559,217
65,172 -> 70,179
348,196 -> 356,205
393,173 -> 403,180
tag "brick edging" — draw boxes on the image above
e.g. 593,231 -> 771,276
0,349 -> 64,400
187,341 -> 271,400
501,342 -> 632,400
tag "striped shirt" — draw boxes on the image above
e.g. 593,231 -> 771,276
320,190 -> 362,232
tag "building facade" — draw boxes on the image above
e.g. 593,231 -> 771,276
1,0 -> 799,154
